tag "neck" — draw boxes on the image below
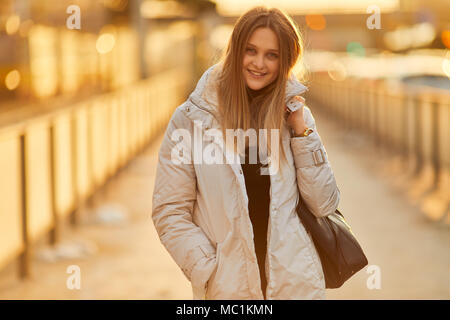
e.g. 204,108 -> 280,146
247,87 -> 261,100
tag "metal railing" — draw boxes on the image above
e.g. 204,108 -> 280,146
0,67 -> 192,276
309,73 -> 450,225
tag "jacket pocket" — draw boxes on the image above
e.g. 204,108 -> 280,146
205,242 -> 222,300
190,244 -> 219,300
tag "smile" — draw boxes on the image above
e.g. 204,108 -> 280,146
248,69 -> 267,78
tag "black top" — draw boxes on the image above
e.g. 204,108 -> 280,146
241,144 -> 271,299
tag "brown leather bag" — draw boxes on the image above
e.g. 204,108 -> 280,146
295,195 -> 368,288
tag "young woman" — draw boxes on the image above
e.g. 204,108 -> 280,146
152,7 -> 340,300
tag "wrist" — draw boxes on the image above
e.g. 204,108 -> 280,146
292,127 -> 314,137
293,127 -> 307,136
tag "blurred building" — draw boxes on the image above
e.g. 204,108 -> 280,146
0,0 -> 216,111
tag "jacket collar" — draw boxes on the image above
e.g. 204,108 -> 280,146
185,63 -> 307,193
188,62 -> 308,124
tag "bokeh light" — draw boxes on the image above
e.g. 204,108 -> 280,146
96,33 -> 116,54
328,60 -> 347,81
305,14 -> 326,31
5,70 -> 21,90
102,0 -> 129,12
384,23 -> 436,51
346,42 -> 365,57
441,30 -> 450,49
411,22 -> 436,47
6,15 -> 21,35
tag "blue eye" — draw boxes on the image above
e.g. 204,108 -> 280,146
268,53 -> 278,59
246,48 -> 256,54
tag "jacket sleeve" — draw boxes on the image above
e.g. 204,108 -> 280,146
151,107 -> 217,298
290,106 -> 340,218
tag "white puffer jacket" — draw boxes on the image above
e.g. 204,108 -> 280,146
152,63 -> 340,300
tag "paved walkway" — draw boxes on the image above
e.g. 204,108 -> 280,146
0,105 -> 449,300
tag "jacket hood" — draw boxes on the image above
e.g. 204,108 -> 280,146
188,62 -> 308,121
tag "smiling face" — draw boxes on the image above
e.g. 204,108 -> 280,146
242,27 -> 280,91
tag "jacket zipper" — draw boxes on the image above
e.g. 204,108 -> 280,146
188,95 -> 267,300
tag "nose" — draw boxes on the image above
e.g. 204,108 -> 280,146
252,54 -> 265,70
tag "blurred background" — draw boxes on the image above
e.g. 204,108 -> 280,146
0,0 -> 449,299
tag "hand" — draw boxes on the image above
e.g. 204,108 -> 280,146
285,96 -> 307,135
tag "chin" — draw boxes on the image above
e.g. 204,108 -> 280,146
247,83 -> 264,90
245,79 -> 271,91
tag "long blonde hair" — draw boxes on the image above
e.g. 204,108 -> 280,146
216,6 -> 304,172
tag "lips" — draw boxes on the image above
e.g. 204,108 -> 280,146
248,69 -> 267,78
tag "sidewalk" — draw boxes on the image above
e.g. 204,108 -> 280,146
314,108 -> 450,299
0,132 -> 192,299
0,106 -> 449,299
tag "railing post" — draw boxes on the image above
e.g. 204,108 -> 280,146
414,95 -> 423,175
70,113 -> 79,227
401,90 -> 409,159
19,134 -> 30,279
374,84 -> 381,149
431,100 -> 440,189
48,124 -> 59,245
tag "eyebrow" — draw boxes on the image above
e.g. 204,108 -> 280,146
247,43 -> 279,53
